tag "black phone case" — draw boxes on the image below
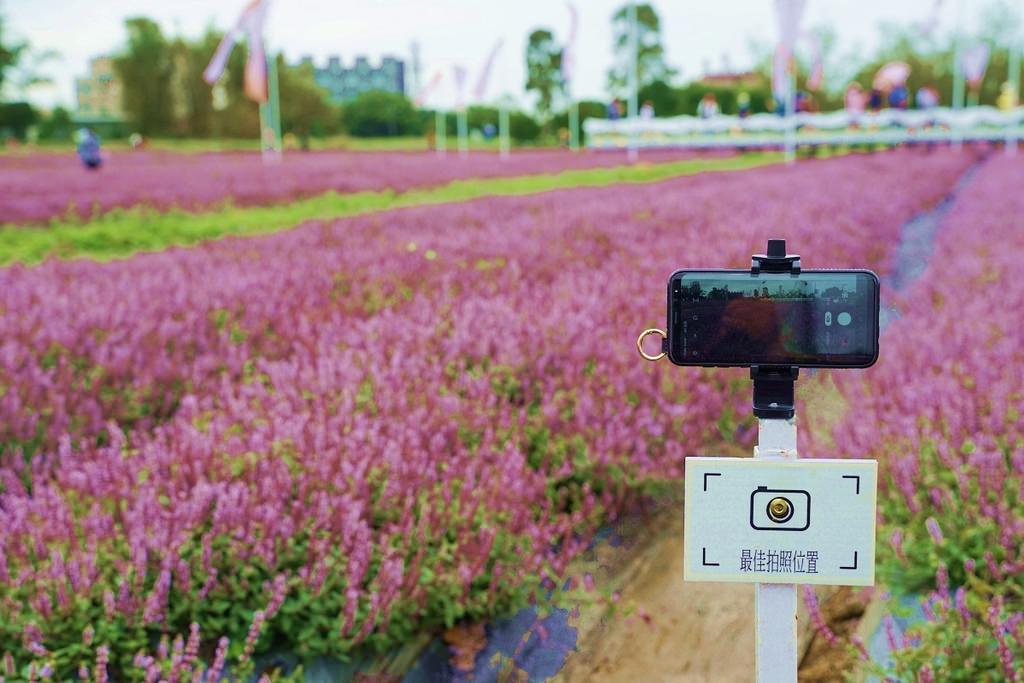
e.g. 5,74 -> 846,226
665,268 -> 880,369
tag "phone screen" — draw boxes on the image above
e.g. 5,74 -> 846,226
667,270 -> 879,368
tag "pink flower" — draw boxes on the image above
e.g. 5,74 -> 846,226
925,517 -> 944,546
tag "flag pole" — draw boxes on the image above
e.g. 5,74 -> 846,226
436,109 -> 447,156
564,2 -> 580,151
258,59 -> 281,162
569,98 -> 579,151
627,1 -> 639,162
786,55 -> 796,164
1008,18 -> 1021,156
260,1 -> 281,162
499,105 -> 510,159
953,0 -> 966,149
203,0 -> 278,159
264,54 -> 282,160
457,107 -> 469,157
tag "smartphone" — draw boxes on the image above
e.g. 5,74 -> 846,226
667,269 -> 880,368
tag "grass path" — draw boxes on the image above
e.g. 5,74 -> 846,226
0,152 -> 780,266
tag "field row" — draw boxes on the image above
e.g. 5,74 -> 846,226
0,152 -> 776,266
0,149 -> 725,226
808,154 -> 1024,680
0,150 -> 978,679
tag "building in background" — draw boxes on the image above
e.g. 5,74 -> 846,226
697,71 -> 762,89
74,56 -> 126,136
301,55 -> 406,103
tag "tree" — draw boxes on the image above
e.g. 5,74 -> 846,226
114,18 -> 174,135
343,91 -> 420,137
0,15 -> 26,96
636,79 -> 680,116
607,3 -> 675,98
212,39 -> 260,138
550,99 -> 606,143
466,105 -> 499,131
164,31 -> 223,137
508,110 -> 541,142
0,14 -> 55,102
525,28 -> 564,118
278,56 -> 339,147
37,106 -> 72,141
0,101 -> 36,139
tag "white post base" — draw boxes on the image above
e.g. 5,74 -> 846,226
755,418 -> 799,682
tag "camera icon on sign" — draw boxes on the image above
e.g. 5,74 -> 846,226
749,486 -> 811,531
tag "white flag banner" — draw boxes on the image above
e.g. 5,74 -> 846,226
562,2 -> 579,86
772,0 -> 805,107
415,70 -> 443,107
803,31 -> 823,91
453,64 -> 468,108
772,45 -> 790,101
962,43 -> 991,88
473,40 -> 504,101
919,0 -> 946,37
203,0 -> 270,102
773,0 -> 807,52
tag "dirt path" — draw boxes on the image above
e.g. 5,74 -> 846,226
553,501 -> 841,683
556,503 -> 757,682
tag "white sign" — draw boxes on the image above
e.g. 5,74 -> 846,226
684,457 -> 877,586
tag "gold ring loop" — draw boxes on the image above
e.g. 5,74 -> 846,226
636,328 -> 668,362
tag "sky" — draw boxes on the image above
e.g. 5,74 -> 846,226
3,0 -> 981,111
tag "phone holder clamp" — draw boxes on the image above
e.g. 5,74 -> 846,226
751,239 -> 800,420
751,238 -> 801,275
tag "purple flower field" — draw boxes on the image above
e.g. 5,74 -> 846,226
0,149 -> 988,679
0,148 -> 723,225
807,155 -> 1024,679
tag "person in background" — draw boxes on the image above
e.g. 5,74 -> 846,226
697,93 -> 719,119
916,85 -> 940,110
795,90 -> 817,113
889,84 -> 910,110
639,100 -> 655,120
844,83 -> 867,130
607,98 -> 622,120
76,128 -> 102,170
997,82 -> 1018,112
845,83 -> 867,113
868,87 -> 884,113
737,91 -> 751,119
914,84 -> 941,147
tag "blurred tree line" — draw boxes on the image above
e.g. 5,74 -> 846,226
524,3 -> 776,126
110,17 -> 340,142
2,2 -> 1023,144
74,16 -> 549,143
524,1 -> 1022,122
0,13 -> 58,140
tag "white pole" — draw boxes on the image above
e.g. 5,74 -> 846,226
568,97 -> 580,151
754,418 -> 799,682
435,109 -> 447,156
1008,25 -> 1021,155
627,1 -> 639,161
785,61 -> 796,164
953,0 -> 966,148
457,108 -> 469,157
496,41 -> 512,160
258,4 -> 282,163
499,105 -> 510,159
258,61 -> 282,163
